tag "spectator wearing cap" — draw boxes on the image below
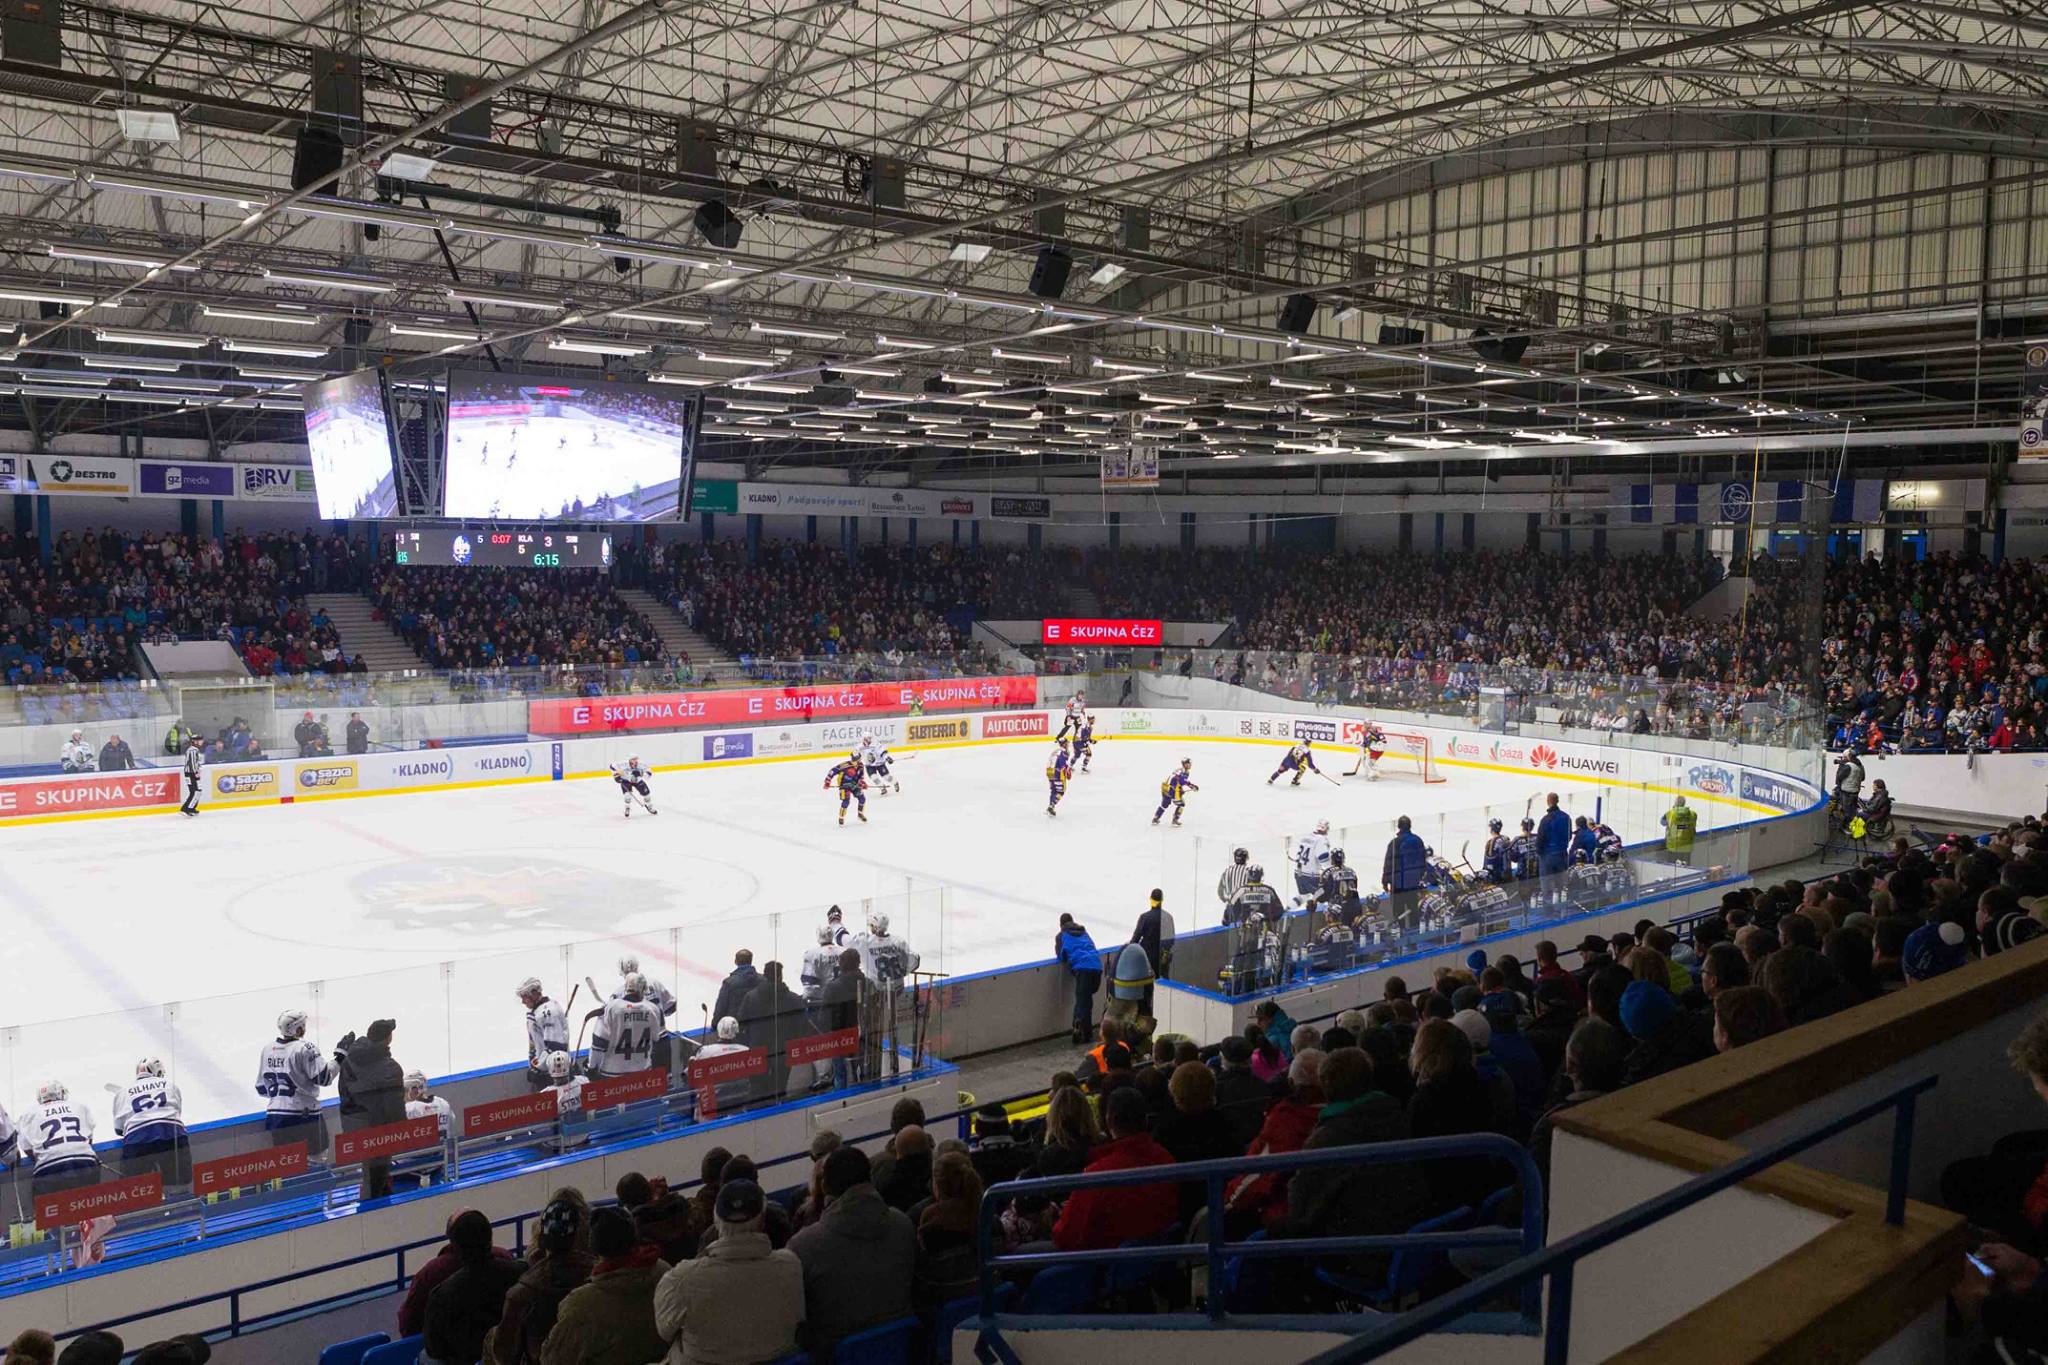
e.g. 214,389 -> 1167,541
1286,1047 -> 1426,1282
423,1210 -> 528,1365
1617,981 -> 1715,1086
1903,920 -> 1972,984
1213,1035 -> 1271,1148
1571,934 -> 1613,995
790,1146 -> 916,1357
969,1105 -> 1036,1190
490,1199 -> 594,1365
654,1178 -> 804,1365
1052,1087 -> 1179,1251
56,1331 -> 124,1365
541,1206 -> 669,1365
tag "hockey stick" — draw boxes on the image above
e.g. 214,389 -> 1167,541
584,975 -> 604,1006
571,1007 -> 605,1071
562,982 -> 580,1021
1316,768 -> 1342,788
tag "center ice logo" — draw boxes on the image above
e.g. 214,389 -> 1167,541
354,856 -> 669,936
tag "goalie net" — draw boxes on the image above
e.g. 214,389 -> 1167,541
1350,722 -> 1445,783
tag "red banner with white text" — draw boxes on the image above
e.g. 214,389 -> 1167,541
0,770 -> 183,820
1040,618 -> 1162,646
528,675 -> 1038,736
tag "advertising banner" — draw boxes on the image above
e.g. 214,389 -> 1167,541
293,761 -> 360,794
582,1068 -> 669,1110
37,1173 -> 161,1230
332,1115 -> 442,1166
12,455 -> 136,496
787,1027 -> 859,1066
0,770 -> 182,819
905,718 -> 971,744
2023,342 -> 2048,459
213,765 -> 281,799
1740,770 -> 1814,812
462,1090 -> 559,1139
138,461 -> 238,498
990,495 -> 1051,520
726,482 -> 976,519
982,712 -> 1049,739
191,1143 -> 308,1198
702,732 -> 753,761
236,463 -> 320,502
689,480 -> 739,514
529,676 -> 1038,735
1040,619 -> 1162,646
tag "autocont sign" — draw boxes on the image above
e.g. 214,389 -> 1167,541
1041,619 -> 1163,646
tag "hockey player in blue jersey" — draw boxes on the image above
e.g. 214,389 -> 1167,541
1267,740 -> 1319,787
1569,816 -> 1599,865
1045,739 -> 1074,816
825,757 -> 868,825
1072,715 -> 1096,773
1153,758 -> 1198,826
1482,818 -> 1515,883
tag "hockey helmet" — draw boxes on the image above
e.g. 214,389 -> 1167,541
716,1016 -> 740,1041
1315,819 -> 1330,835
868,911 -> 890,936
1247,864 -> 1265,883
622,972 -> 649,999
1520,817 -> 1535,832
37,1081 -> 66,1104
545,1052 -> 574,1082
136,1058 -> 164,1079
817,924 -> 835,946
1488,818 -> 1502,833
1180,757 -> 1193,770
617,954 -> 641,977
1330,848 -> 1346,868
276,1009 -> 309,1040
517,977 -> 545,1000
403,1070 -> 429,1098
1232,846 -> 1249,865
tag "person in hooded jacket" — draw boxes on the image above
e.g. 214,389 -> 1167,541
789,1146 -> 916,1358
1054,914 -> 1103,1043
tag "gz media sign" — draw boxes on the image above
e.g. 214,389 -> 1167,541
1041,619 -> 1163,647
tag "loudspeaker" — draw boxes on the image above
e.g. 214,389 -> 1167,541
442,73 -> 492,141
3,0 -> 64,69
1121,206 -> 1150,253
1473,329 -> 1528,364
342,318 -> 373,348
291,127 -> 346,191
309,49 -> 362,123
1029,246 -> 1072,300
676,120 -> 721,184
1277,293 -> 1316,334
871,157 -> 906,210
693,199 -> 743,249
1379,324 -> 1424,347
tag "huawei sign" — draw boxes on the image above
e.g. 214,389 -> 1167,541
1528,744 -> 1560,770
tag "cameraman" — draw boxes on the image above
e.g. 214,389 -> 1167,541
1832,749 -> 1866,823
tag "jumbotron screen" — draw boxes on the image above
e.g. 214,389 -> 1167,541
302,370 -> 401,519
442,372 -> 700,522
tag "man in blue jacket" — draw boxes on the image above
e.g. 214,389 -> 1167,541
1055,913 -> 1103,1043
1536,792 -> 1572,905
1381,815 -> 1428,925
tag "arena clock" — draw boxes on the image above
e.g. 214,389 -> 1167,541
391,527 -> 614,570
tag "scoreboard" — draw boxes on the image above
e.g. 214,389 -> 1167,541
391,527 -> 613,570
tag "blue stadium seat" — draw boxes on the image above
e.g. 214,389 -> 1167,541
1220,1226 -> 1279,1310
1105,1222 -> 1182,1298
317,1332 -> 390,1365
1314,1205 -> 1474,1311
359,1336 -> 421,1365
1017,1263 -> 1097,1314
833,1316 -> 918,1365
927,1284 -> 1014,1365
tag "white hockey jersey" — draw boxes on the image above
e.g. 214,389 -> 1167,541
59,739 -> 95,773
113,1077 -> 186,1145
800,943 -> 839,1000
611,976 -> 677,1019
255,1038 -> 337,1117
550,1075 -> 589,1122
0,1103 -> 14,1160
406,1094 -> 454,1136
591,997 -> 665,1077
852,930 -> 921,987
525,998 -> 570,1069
20,1099 -> 97,1173
859,739 -> 891,770
1293,832 -> 1332,878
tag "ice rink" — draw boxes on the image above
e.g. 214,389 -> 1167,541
0,735 -> 1600,1125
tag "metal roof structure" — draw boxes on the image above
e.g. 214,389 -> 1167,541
0,0 -> 2041,483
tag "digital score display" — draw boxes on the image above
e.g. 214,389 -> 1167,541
391,527 -> 614,570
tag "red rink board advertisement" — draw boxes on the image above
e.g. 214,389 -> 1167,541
1041,618 -> 1162,646
332,1115 -> 442,1166
581,1068 -> 669,1110
529,675 -> 1037,735
37,1173 -> 162,1229
0,770 -> 182,819
191,1143 -> 308,1198
463,1090 -> 559,1138
787,1027 -> 859,1066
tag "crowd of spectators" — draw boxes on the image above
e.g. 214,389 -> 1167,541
1823,552 -> 2048,753
370,566 -> 666,672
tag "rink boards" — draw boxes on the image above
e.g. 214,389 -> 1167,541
0,702 -> 1822,827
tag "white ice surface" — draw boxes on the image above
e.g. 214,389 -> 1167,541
0,737 -> 1586,1126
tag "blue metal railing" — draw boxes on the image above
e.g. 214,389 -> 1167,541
972,1132 -> 1547,1357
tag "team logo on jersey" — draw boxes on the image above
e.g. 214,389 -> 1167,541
214,767 -> 278,797
1688,763 -> 1736,795
297,763 -> 359,791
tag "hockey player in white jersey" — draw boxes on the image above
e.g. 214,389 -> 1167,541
20,1082 -> 100,1194
60,729 -> 96,773
518,979 -> 571,1091
801,926 -> 841,1002
1058,692 -> 1087,741
857,735 -> 901,795
611,757 -> 657,817
543,1052 -> 590,1151
590,974 -> 665,1078
852,910 -> 921,988
615,955 -> 678,1020
822,905 -> 851,948
403,1071 -> 453,1134
1292,820 -> 1334,904
256,1010 -> 336,1156
113,1059 -> 187,1182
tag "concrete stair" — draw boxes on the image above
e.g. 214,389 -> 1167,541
308,593 -> 426,673
616,587 -> 735,669
1063,582 -> 1104,616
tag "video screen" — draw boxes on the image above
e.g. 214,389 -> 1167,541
442,372 -> 698,522
302,370 -> 401,519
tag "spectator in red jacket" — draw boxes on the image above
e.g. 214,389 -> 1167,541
1223,1048 -> 1325,1234
1051,1087 -> 1178,1251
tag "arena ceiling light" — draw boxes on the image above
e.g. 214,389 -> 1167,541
235,365 -> 326,381
989,347 -> 1066,364
947,241 -> 993,264
1091,358 -> 1159,375
608,307 -> 711,327
749,322 -> 845,342
1186,371 -> 1247,383
83,355 -> 181,372
830,364 -> 899,379
593,237 -> 716,270
379,150 -> 441,181
94,327 -> 206,348
733,380 -> 811,394
1267,377 -> 1329,392
940,373 -> 1006,388
263,267 -> 391,294
141,379 -> 222,392
876,334 -> 938,350
695,350 -> 779,367
444,286 -> 562,311
0,155 -> 81,186
387,322 -> 484,341
47,242 -> 184,270
84,167 -> 255,207
649,372 -> 718,386
220,338 -> 329,358
1087,262 -> 1127,287
291,199 -> 450,231
201,305 -> 322,328
548,338 -> 652,357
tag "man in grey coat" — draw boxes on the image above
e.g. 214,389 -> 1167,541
336,1018 -> 408,1200
654,1179 -> 803,1365
788,1146 -> 914,1358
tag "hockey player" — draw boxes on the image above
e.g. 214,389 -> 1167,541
615,955 -> 679,1019
518,979 -> 570,1090
1346,722 -> 1388,780
822,904 -> 851,948
690,1017 -> 751,1119
1058,692 -> 1088,741
1152,759 -> 1198,826
590,974 -> 665,1078
113,1059 -> 186,1183
801,926 -> 841,1002
1482,819 -> 1515,884
825,756 -> 868,825
611,757 -> 657,817
257,1009 -> 336,1156
180,734 -> 204,816
1510,818 -> 1539,883
1223,865 -> 1287,929
1292,819 -> 1334,904
542,1052 -> 590,1150
1045,738 -> 1073,816
1217,846 -> 1252,904
1593,821 -> 1625,863
853,911 -> 921,988
20,1082 -> 98,1194
60,729 -> 95,773
1072,715 -> 1097,773
858,735 -> 901,795
403,1071 -> 454,1135
1312,848 -> 1364,930
1267,740 -> 1319,787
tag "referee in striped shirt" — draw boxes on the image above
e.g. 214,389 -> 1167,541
1217,846 -> 1252,903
